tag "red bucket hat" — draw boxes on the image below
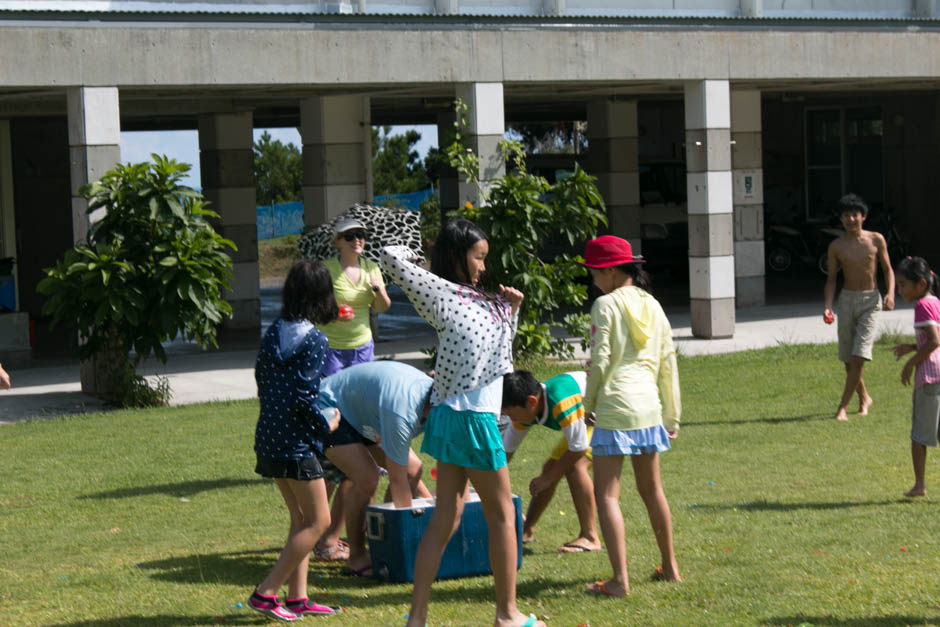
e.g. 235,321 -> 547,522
582,235 -> 645,268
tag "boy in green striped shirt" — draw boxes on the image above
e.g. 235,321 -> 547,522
501,370 -> 600,553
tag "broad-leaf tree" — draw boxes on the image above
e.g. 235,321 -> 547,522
37,155 -> 235,405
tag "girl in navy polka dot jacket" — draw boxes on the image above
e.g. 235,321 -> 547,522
247,260 -> 342,622
382,219 -> 545,627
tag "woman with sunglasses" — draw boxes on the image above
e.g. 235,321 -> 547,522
313,217 -> 393,565
317,217 -> 392,376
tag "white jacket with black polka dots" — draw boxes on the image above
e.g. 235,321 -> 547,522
380,245 -> 518,402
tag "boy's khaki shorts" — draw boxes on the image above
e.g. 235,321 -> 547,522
837,289 -> 882,362
912,382 -> 940,447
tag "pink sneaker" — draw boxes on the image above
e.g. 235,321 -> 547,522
286,597 -> 337,616
247,590 -> 300,622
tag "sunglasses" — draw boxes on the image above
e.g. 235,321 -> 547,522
342,230 -> 367,242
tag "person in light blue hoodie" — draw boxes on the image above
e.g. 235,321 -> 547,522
247,259 -> 342,622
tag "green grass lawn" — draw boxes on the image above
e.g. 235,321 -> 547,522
2,340 -> 938,626
259,235 -> 301,283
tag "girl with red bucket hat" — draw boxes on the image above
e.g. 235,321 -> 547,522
580,235 -> 682,597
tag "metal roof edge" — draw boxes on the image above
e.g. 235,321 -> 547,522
1,7 -> 938,25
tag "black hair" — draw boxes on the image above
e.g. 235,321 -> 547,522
281,259 -> 339,325
897,256 -> 938,296
501,370 -> 541,409
431,218 -> 488,286
613,262 -> 652,293
838,193 -> 868,218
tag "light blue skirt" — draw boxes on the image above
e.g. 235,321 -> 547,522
590,424 -> 671,457
420,404 -> 507,471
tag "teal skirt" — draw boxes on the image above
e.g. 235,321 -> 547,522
420,404 -> 507,471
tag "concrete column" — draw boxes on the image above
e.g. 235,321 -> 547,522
587,99 -> 641,252
67,88 -> 122,393
731,90 -> 765,307
740,0 -> 762,18
67,87 -> 120,245
544,0 -> 565,16
455,83 -> 505,207
915,0 -> 936,18
436,109 -> 460,215
198,112 -> 260,334
301,95 -> 371,228
436,0 -> 458,14
685,80 -> 735,339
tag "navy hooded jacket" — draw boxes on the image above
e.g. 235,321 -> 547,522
254,319 -> 331,460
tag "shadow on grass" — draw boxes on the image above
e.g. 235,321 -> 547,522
137,548 -> 280,586
79,477 -> 265,500
136,546 -> 574,609
764,615 -> 940,626
694,497 -> 909,513
52,615 -> 260,626
683,412 -> 832,427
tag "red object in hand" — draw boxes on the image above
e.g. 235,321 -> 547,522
824,311 -> 834,324
338,304 -> 355,321
430,465 -> 438,480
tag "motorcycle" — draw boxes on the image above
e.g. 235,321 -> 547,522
765,220 -> 842,276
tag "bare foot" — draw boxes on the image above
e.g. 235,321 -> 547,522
586,579 -> 628,597
904,486 -> 926,497
835,408 -> 849,422
495,612 -> 547,627
858,396 -> 873,415
558,536 -> 602,553
520,515 -> 536,545
652,565 -> 681,582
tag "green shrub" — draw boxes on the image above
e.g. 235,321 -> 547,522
37,155 -> 234,406
445,100 -> 607,359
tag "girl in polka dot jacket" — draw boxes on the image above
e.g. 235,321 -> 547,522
381,219 -> 545,627
247,260 -> 342,622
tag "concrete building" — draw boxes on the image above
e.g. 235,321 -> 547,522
1,0 -> 939,372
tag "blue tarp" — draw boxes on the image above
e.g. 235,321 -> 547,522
257,201 -> 304,240
257,191 -> 433,239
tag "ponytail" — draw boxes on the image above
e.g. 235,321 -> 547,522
616,262 -> 652,293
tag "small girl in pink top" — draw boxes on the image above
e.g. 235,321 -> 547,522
892,256 -> 940,497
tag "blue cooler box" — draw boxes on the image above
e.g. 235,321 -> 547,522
366,491 -> 523,582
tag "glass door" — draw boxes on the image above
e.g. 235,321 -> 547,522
804,106 -> 883,220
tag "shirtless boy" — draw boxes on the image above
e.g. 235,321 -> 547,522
823,193 -> 895,421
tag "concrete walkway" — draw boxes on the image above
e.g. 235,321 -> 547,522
0,300 -> 913,425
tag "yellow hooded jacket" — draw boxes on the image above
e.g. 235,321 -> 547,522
583,285 -> 681,432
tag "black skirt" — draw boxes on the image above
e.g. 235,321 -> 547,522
255,454 -> 324,481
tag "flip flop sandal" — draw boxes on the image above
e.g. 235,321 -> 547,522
340,563 -> 374,577
521,613 -> 539,627
313,542 -> 350,562
559,542 -> 600,553
586,580 -> 620,597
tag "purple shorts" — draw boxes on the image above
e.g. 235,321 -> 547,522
321,340 -> 375,377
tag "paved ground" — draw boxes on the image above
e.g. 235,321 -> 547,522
0,285 -> 914,425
